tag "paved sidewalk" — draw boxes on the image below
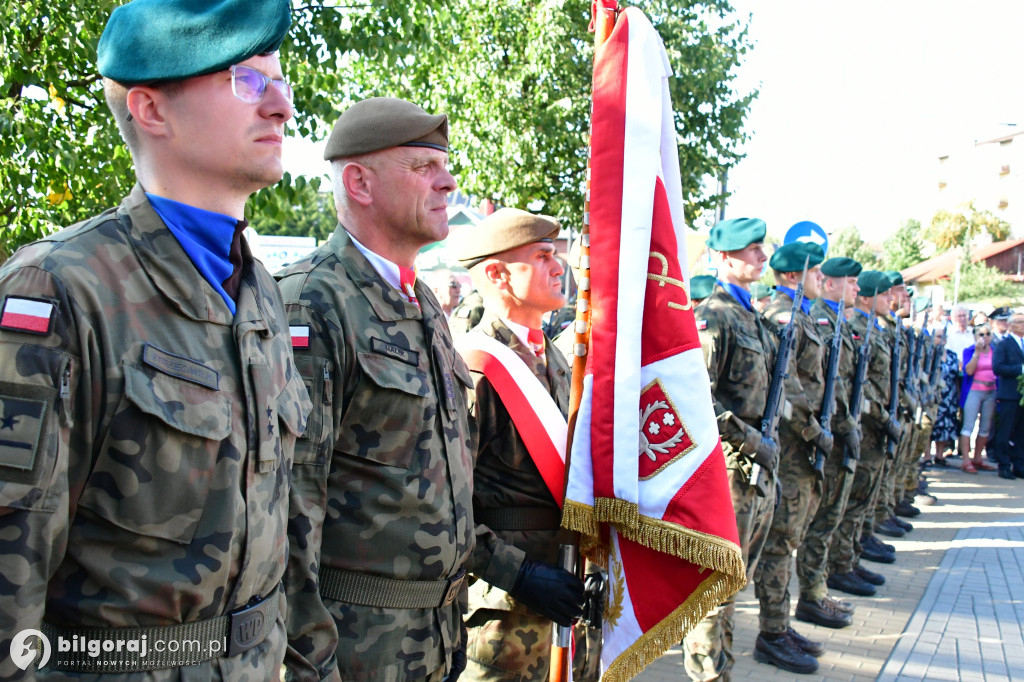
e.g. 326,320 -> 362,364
636,461 -> 1024,681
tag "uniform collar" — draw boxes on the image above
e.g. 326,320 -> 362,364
329,227 -> 423,322
718,281 -> 753,312
775,285 -> 812,315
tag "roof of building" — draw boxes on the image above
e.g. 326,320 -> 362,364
901,237 -> 1024,283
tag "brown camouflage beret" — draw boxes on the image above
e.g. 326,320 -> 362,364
324,97 -> 448,160
458,208 -> 560,268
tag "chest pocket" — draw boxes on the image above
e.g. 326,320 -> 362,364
728,333 -> 765,385
335,350 -> 431,469
798,329 -> 825,377
81,363 -> 231,544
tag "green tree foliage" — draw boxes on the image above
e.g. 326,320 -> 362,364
944,252 -> 1022,304
2,0 -> 754,256
927,202 -> 1011,251
881,219 -> 924,271
247,174 -> 336,242
828,226 -> 881,269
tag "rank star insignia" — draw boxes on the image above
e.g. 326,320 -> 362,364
0,415 -> 17,430
638,377 -> 696,480
266,407 -> 274,436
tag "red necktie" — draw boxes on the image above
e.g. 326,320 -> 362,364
527,328 -> 545,357
399,267 -> 418,307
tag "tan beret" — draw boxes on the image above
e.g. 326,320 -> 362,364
458,208 -> 561,268
324,97 -> 448,160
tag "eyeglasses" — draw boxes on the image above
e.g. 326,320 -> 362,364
977,332 -> 991,337
230,65 -> 293,104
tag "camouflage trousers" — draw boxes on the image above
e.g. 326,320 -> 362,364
683,460 -> 776,681
874,419 -> 912,526
754,440 -> 822,634
829,425 -> 887,575
797,453 -> 854,601
464,609 -> 600,682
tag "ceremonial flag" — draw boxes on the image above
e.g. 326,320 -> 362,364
562,7 -> 745,680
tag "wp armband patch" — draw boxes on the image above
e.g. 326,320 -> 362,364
1,296 -> 56,335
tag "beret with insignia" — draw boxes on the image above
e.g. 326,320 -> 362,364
690,274 -> 717,301
821,257 -> 862,278
885,270 -> 905,287
749,282 -> 774,300
324,97 -> 448,160
706,218 -> 767,252
98,0 -> 292,85
769,241 -> 824,273
857,270 -> 893,297
457,208 -> 560,268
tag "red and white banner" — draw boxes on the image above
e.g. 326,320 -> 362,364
562,7 -> 744,680
457,331 -> 567,506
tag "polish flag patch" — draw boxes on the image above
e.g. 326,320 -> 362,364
697,320 -> 708,331
817,317 -> 830,325
290,325 -> 310,349
1,297 -> 55,335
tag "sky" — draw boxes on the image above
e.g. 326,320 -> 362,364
723,0 -> 1024,245
283,1 -> 1024,247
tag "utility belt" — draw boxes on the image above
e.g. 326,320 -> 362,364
474,505 -> 562,531
319,566 -> 466,610
39,585 -> 279,673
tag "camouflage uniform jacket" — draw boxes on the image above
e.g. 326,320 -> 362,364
762,292 -> 828,445
695,285 -> 779,462
881,317 -> 915,417
277,227 -> 475,682
808,299 -> 859,439
848,312 -> 892,428
0,185 -> 310,680
463,311 -> 573,614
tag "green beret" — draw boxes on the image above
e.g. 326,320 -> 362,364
324,97 -> 448,160
820,257 -> 862,278
857,270 -> 893,297
769,242 -> 824,273
98,0 -> 291,85
690,275 -> 717,301
706,218 -> 766,252
749,282 -> 774,300
457,208 -> 560,268
885,270 -> 905,287
913,297 -> 932,313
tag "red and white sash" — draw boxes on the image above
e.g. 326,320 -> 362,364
456,331 -> 567,507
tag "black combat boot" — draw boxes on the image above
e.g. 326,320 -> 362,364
865,534 -> 895,553
854,563 -> 886,585
754,631 -> 819,673
891,515 -> 913,532
895,499 -> 921,517
827,571 -> 877,597
786,627 -> 825,657
795,597 -> 854,628
824,594 -> 855,614
875,517 -> 906,538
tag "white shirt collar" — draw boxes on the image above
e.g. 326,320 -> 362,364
347,230 -> 406,299
503,318 -> 535,350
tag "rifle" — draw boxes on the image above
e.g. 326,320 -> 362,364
886,315 -> 903,458
844,295 -> 877,473
814,296 -> 844,477
753,255 -> 810,496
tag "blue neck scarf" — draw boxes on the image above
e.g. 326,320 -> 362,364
147,194 -> 243,314
823,298 -> 841,314
776,286 -> 812,315
719,281 -> 753,312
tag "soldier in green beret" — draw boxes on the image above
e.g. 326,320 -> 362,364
749,282 -> 774,311
691,274 -> 718,306
277,97 -> 474,682
683,218 -> 781,681
0,1 -> 314,678
453,208 -> 602,682
827,272 -> 901,597
795,256 -> 870,609
754,242 -> 844,674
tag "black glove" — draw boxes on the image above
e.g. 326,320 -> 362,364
445,620 -> 467,682
754,435 -> 779,471
886,418 -> 902,442
581,568 -> 607,627
843,430 -> 861,461
814,429 -> 834,455
510,559 -> 585,627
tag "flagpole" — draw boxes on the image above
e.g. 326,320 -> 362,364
551,4 -> 620,682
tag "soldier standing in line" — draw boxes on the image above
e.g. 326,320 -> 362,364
796,258 -> 875,612
900,297 -> 934,515
450,289 -> 487,335
0,1 -> 314,678
874,272 -> 916,540
827,272 -> 900,597
453,208 -> 601,681
683,218 -> 781,681
753,242 -> 845,675
277,98 -> 474,682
